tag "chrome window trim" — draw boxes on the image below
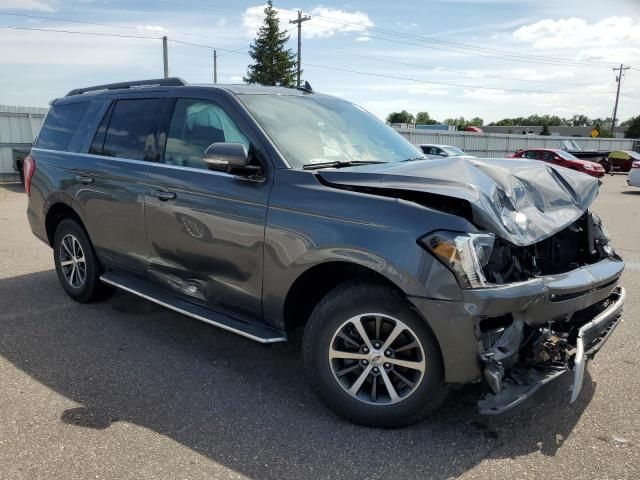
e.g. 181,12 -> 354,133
32,147 -> 248,180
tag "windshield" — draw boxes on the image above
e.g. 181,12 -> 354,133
628,151 -> 640,160
238,94 -> 422,169
442,146 -> 466,156
557,150 -> 579,160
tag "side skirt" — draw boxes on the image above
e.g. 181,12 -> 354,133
100,271 -> 287,344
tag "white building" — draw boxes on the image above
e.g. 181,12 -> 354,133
0,105 -> 48,181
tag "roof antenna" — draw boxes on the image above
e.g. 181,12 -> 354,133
297,80 -> 313,93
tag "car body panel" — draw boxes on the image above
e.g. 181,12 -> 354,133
609,150 -> 640,173
26,82 -> 626,415
512,148 -> 605,178
628,162 -> 640,187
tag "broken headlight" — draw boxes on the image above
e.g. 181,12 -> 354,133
419,231 -> 495,288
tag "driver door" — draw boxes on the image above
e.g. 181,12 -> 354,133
144,94 -> 271,319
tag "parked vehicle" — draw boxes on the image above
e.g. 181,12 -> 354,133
12,147 -> 30,184
608,150 -> 640,173
512,148 -> 605,178
418,144 -> 475,158
627,161 -> 640,188
26,79 -> 625,427
561,139 -> 610,171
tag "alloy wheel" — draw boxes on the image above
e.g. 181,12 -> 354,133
329,313 -> 426,405
59,234 -> 87,288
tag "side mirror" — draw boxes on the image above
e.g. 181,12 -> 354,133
204,143 -> 249,172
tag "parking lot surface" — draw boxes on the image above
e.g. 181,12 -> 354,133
0,176 -> 639,480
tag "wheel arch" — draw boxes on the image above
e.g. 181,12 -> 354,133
45,203 -> 87,246
282,261 -> 405,334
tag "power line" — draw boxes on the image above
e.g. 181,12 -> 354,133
334,50 -> 597,86
0,25 -> 162,40
308,14 -> 618,69
304,62 -> 618,95
0,11 -> 246,43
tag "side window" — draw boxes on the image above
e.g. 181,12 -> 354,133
163,98 -> 250,169
100,99 -> 163,161
37,102 -> 89,151
89,102 -> 114,155
542,151 -> 555,162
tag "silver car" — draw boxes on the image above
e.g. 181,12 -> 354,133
628,160 -> 640,188
419,144 -> 475,158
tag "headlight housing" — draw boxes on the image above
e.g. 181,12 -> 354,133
419,231 -> 495,288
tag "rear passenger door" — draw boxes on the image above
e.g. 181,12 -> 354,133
144,94 -> 271,319
80,96 -> 165,276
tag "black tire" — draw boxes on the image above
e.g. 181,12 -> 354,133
18,162 -> 24,186
303,281 -> 448,428
53,219 -> 113,303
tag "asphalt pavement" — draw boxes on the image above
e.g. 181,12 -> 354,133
0,176 -> 638,479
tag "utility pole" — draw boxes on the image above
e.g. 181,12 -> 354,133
162,36 -> 169,78
213,50 -> 217,84
611,63 -> 630,133
289,10 -> 311,87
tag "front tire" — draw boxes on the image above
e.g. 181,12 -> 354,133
53,219 -> 113,302
303,281 -> 448,428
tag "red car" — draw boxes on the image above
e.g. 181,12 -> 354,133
511,148 -> 605,178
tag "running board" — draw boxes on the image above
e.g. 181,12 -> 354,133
100,272 -> 287,344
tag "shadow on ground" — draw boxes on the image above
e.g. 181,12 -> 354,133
0,270 -> 596,479
0,182 -> 24,195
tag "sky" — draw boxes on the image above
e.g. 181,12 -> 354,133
0,0 -> 639,123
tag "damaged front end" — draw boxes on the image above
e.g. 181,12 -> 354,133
473,213 -> 625,414
317,157 -> 625,413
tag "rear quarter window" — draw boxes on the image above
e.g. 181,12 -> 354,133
36,102 -> 89,151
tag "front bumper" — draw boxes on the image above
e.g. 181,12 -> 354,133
408,257 -> 625,412
477,286 -> 624,415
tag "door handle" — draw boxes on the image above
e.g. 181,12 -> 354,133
155,190 -> 177,201
76,175 -> 94,185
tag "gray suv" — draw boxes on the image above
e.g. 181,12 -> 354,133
25,78 -> 625,427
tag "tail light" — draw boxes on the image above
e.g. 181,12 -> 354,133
23,156 -> 36,196
632,161 -> 640,169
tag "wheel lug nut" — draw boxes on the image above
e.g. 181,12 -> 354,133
384,363 -> 391,369
374,343 -> 381,349
385,350 -> 391,356
372,367 -> 379,373
362,360 -> 368,365
362,347 -> 369,353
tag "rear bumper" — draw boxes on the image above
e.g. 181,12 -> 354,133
409,258 -> 624,385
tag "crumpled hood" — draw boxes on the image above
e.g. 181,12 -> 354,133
316,157 -> 600,246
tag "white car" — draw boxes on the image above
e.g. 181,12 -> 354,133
419,144 -> 475,158
628,161 -> 640,188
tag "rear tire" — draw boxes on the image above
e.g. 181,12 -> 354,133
53,219 -> 113,303
303,281 -> 448,428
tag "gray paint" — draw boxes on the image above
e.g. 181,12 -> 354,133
26,83 -> 625,386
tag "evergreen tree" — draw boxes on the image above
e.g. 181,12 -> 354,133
244,1 -> 297,87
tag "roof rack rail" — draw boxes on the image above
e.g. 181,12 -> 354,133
65,77 -> 187,97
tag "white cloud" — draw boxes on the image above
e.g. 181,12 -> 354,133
138,25 -> 167,33
507,68 -> 575,81
355,35 -> 371,42
513,16 -> 640,50
0,0 -> 56,12
243,4 -> 373,39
